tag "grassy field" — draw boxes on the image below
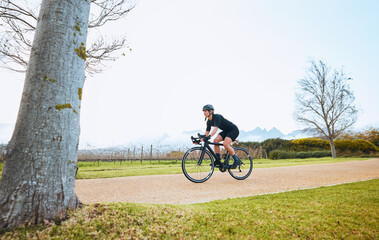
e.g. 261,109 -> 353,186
0,157 -> 373,179
2,179 -> 378,239
75,157 -> 371,179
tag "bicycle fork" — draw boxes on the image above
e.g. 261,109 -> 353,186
197,147 -> 207,165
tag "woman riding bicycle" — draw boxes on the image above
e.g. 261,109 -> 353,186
201,104 -> 240,169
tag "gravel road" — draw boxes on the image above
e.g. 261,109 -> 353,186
76,158 -> 379,205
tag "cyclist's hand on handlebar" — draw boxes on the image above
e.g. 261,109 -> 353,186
201,135 -> 211,142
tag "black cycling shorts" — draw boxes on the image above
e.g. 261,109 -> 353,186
219,128 -> 239,142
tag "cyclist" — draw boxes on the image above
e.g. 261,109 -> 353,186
201,104 -> 240,169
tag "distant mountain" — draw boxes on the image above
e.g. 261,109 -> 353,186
182,127 -> 310,143
0,122 -> 311,149
77,127 -> 311,149
239,127 -> 286,142
243,127 -> 312,142
286,129 -> 308,139
77,127 -> 311,150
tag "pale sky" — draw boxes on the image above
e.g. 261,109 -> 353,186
1,0 -> 378,147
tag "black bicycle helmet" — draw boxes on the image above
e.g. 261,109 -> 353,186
202,104 -> 214,111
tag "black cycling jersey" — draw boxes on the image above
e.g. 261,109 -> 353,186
206,114 -> 237,132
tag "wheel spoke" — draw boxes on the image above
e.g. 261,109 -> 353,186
182,147 -> 214,183
228,147 -> 253,180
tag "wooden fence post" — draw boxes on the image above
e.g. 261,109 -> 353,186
141,146 -> 143,164
150,145 -> 152,164
127,149 -> 130,163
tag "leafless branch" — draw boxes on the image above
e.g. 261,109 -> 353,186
86,36 -> 131,75
0,0 -> 135,74
89,0 -> 136,28
0,0 -> 37,72
294,59 -> 358,147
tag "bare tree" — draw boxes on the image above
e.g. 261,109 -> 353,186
0,0 -> 134,75
0,1 -> 36,72
294,60 -> 358,158
0,0 -> 134,230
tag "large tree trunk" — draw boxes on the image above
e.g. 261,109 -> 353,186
0,0 -> 90,229
329,138 -> 337,158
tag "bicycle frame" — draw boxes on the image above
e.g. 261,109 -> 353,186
204,141 -> 223,159
193,136 -> 225,165
183,134 -> 253,183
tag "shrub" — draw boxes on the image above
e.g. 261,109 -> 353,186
339,128 -> 379,147
232,140 -> 260,149
269,150 -> 331,159
335,139 -> 378,153
165,151 -> 185,159
363,128 -> 379,147
238,136 -> 378,159
261,138 -> 294,155
291,138 -> 378,156
292,138 -> 330,151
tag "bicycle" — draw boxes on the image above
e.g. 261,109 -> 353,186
182,133 -> 253,183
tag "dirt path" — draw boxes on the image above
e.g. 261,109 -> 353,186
76,159 -> 379,205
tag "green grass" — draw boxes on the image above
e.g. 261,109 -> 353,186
76,160 -> 183,179
2,179 -> 378,239
0,157 -> 373,180
75,157 -> 370,179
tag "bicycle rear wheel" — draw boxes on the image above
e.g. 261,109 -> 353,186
182,147 -> 214,183
228,147 -> 253,180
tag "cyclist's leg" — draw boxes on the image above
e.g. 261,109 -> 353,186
224,129 -> 240,168
223,137 -> 235,156
214,134 -> 223,153
213,134 -> 223,166
222,137 -> 235,168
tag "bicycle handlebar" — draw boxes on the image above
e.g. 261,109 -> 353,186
191,133 -> 206,144
191,133 -> 204,144
191,136 -> 201,144
191,133 -> 223,146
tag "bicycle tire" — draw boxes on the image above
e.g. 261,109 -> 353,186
182,147 -> 214,183
228,147 -> 253,180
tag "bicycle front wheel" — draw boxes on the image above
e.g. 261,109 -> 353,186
182,147 -> 214,183
228,147 -> 253,180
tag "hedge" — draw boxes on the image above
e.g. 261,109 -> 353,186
291,138 -> 329,150
237,138 -> 378,159
269,150 -> 331,160
292,138 -> 379,153
260,138 -> 293,155
334,139 -> 378,153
